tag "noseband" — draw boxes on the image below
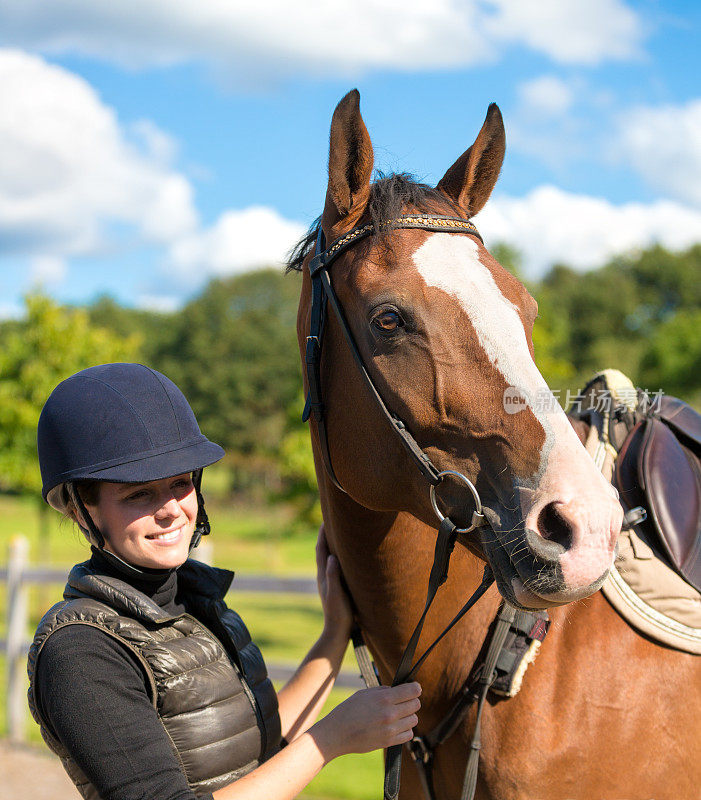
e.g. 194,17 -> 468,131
303,213 -> 486,533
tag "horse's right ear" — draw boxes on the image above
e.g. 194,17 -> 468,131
437,103 -> 505,217
324,89 -> 374,233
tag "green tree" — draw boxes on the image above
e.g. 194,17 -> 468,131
639,309 -> 701,403
275,393 -> 321,534
0,294 -> 141,545
533,244 -> 701,398
151,269 -> 304,493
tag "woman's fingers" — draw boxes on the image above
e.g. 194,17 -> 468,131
388,712 -> 419,745
314,682 -> 423,758
394,697 -> 421,716
388,681 -> 422,703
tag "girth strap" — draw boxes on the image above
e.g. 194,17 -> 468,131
460,603 -> 516,800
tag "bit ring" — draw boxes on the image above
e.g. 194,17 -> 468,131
430,470 -> 485,534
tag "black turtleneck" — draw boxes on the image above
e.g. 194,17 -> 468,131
89,546 -> 188,616
35,550 -> 215,800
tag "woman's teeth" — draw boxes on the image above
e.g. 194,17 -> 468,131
149,528 -> 181,543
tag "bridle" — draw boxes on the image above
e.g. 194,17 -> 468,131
303,213 -> 500,800
304,213 -> 488,534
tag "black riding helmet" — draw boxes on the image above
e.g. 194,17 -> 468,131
38,363 -> 224,558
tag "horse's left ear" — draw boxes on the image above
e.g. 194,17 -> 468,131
437,103 -> 505,217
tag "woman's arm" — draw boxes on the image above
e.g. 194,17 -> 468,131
275,527 -> 353,741
214,682 -> 421,800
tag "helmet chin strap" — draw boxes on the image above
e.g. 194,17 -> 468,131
190,468 -> 211,553
69,482 -> 155,578
68,482 -> 106,549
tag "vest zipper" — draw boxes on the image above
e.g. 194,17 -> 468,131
183,610 -> 269,760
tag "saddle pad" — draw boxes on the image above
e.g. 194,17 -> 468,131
601,527 -> 701,654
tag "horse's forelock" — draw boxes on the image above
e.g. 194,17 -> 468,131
285,173 -> 464,273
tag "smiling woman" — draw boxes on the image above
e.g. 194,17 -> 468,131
27,362 -> 422,800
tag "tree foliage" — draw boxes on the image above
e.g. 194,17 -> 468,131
0,295 -> 141,494
533,244 -> 701,402
148,269 -> 304,491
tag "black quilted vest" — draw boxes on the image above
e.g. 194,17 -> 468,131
27,558 -> 281,799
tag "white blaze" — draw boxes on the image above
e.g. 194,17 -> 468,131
412,233 -> 620,591
411,233 -> 578,478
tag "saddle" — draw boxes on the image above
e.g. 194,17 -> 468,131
573,371 -> 701,594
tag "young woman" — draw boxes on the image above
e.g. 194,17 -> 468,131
29,362 -> 421,800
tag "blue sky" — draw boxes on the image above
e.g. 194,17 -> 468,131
1,0 -> 700,317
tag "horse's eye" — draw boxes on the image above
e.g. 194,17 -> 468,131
373,309 -> 403,334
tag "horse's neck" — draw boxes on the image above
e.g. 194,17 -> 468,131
323,485 -> 500,689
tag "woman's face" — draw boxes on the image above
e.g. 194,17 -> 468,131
85,473 -> 198,569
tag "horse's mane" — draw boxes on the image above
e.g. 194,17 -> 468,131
286,172 -> 462,273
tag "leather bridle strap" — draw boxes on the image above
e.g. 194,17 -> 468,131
383,519 -> 494,800
303,214 -> 483,494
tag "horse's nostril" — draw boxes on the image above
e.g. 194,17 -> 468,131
537,502 -> 573,551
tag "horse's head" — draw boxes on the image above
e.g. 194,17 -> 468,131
294,90 -> 622,610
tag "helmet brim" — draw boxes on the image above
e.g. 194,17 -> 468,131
45,437 -> 224,511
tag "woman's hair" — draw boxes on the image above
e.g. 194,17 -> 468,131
57,481 -> 103,545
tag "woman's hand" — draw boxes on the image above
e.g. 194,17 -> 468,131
316,525 -> 354,641
311,683 -> 422,761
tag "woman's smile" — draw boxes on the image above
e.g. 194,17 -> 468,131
146,526 -> 186,545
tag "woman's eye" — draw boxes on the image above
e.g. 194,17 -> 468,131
127,491 -> 148,501
372,309 -> 403,333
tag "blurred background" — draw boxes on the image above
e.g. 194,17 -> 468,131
0,1 -> 699,797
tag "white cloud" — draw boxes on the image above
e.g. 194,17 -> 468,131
486,0 -> 643,65
477,185 -> 701,277
508,75 -> 587,168
0,0 -> 644,78
616,99 -> 701,207
130,120 -> 179,166
29,255 -> 67,284
517,76 -> 573,117
168,206 -> 306,281
0,49 -> 197,259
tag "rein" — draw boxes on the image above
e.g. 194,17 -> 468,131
303,214 -> 497,800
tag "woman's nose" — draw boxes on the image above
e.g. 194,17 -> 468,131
154,496 -> 181,519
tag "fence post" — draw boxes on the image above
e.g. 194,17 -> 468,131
6,535 -> 29,743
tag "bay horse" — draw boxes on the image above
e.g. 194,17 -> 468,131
290,90 -> 700,799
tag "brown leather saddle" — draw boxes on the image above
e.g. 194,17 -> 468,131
614,395 -> 701,593
572,374 -> 701,593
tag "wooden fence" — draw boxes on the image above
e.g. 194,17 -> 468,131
1,536 -> 362,743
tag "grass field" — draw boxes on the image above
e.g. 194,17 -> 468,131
0,493 -> 383,800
